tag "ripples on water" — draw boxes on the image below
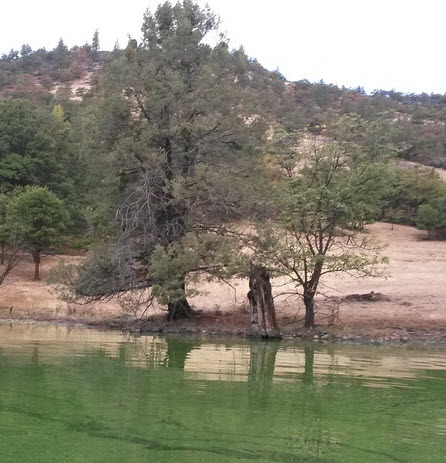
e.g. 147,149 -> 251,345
0,322 -> 445,462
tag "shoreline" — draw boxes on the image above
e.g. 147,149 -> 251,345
2,313 -> 446,347
1,222 -> 446,347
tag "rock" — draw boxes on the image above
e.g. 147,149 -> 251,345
344,291 -> 389,302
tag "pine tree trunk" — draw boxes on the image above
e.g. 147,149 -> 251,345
0,242 -> 4,265
167,298 -> 195,320
304,289 -> 315,328
162,137 -> 193,322
248,266 -> 280,338
163,250 -> 193,319
33,250 -> 41,281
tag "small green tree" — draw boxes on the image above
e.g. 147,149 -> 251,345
382,166 -> 446,226
51,104 -> 66,123
416,196 -> 446,239
7,187 -> 69,280
20,44 -> 32,57
54,38 -> 70,69
91,30 -> 100,60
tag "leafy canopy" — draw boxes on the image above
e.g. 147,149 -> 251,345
75,0 -> 254,311
6,187 -> 69,251
246,119 -> 394,326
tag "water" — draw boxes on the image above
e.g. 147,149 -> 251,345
0,323 -> 445,462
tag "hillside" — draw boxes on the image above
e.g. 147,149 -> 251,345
2,42 -> 446,169
4,46 -> 446,198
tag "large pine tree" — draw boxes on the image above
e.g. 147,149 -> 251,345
77,1 -> 255,319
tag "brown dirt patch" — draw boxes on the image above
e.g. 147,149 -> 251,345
0,253 -> 122,322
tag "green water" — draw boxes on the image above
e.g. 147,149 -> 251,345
0,324 -> 445,462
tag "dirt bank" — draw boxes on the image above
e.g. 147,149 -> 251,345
0,222 -> 445,343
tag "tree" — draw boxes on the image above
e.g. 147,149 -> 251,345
416,196 -> 446,239
0,194 -> 20,287
91,30 -> 100,60
51,104 -> 67,123
20,44 -> 32,57
249,131 -> 391,328
382,166 -> 446,226
6,49 -> 19,61
0,99 -> 88,234
53,38 -> 70,71
6,187 -> 69,280
0,99 -> 67,194
76,1 -> 254,319
0,194 -> 9,265
247,266 -> 280,338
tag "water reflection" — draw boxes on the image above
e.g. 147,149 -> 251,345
303,344 -> 315,385
1,323 -> 446,387
248,340 -> 280,405
165,337 -> 199,370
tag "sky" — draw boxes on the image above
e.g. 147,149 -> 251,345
1,0 -> 446,94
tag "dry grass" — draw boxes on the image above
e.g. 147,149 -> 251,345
0,222 -> 445,339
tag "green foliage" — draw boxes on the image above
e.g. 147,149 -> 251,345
0,38 -> 96,96
383,165 -> 446,225
328,113 -> 405,159
46,258 -> 81,301
267,128 -> 302,177
279,149 -> 391,232
0,99 -> 66,193
250,124 -> 393,326
47,258 -> 79,286
416,204 -> 440,231
149,233 -> 243,304
6,186 -> 69,252
75,1 -> 254,310
91,30 -> 100,59
0,98 -> 90,234
415,196 -> 446,237
51,104 -> 66,122
0,194 -> 10,245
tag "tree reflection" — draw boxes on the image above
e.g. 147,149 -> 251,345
248,340 -> 280,406
164,337 -> 199,370
31,346 -> 39,364
302,344 -> 315,385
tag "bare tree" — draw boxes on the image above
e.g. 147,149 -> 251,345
0,240 -> 21,288
248,266 -> 280,338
